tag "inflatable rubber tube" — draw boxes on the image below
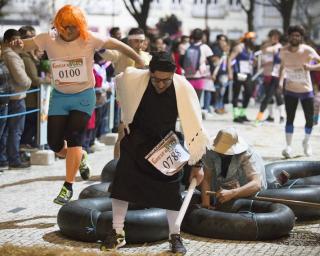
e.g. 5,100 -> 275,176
101,159 -> 118,182
57,197 -> 169,243
257,187 -> 320,220
265,161 -> 320,187
79,182 -> 111,199
182,197 -> 295,240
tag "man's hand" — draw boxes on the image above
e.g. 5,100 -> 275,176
10,38 -> 24,50
216,189 -> 236,204
189,166 -> 204,186
304,63 -> 320,71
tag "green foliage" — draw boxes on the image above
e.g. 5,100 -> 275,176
156,14 -> 182,36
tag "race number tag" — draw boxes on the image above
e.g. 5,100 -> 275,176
286,68 -> 308,84
145,131 -> 190,176
51,57 -> 88,86
262,53 -> 273,64
239,60 -> 253,74
271,64 -> 280,77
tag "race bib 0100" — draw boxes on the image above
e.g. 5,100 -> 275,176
145,131 -> 190,176
51,57 -> 88,86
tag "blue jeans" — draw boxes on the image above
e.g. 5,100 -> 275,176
203,91 -> 213,112
0,99 -> 26,165
97,101 -> 110,137
0,104 -> 8,163
215,81 -> 229,110
0,104 -> 8,137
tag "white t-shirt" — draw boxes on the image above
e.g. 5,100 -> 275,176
186,42 -> 213,79
280,44 -> 320,93
262,43 -> 282,76
34,32 -> 105,94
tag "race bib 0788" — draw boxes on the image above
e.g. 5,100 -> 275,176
145,131 -> 190,176
51,57 -> 88,86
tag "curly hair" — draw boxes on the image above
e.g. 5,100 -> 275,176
287,25 -> 305,37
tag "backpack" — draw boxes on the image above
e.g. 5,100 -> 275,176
0,61 -> 11,105
182,44 -> 202,77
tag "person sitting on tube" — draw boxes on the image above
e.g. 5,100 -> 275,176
201,127 -> 267,209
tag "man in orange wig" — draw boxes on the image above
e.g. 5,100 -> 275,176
12,5 -> 144,205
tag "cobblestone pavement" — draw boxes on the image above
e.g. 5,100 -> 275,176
0,105 -> 320,255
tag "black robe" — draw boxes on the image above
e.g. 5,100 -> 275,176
110,80 -> 183,210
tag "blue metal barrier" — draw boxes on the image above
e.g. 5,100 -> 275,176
0,89 -> 40,119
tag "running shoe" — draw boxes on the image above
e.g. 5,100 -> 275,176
100,229 -> 126,251
169,234 -> 187,255
282,146 -> 293,159
79,150 -> 91,180
302,139 -> 312,156
53,185 -> 73,205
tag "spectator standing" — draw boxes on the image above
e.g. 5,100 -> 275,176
183,28 -> 214,100
19,26 -> 51,149
211,34 -> 230,114
0,29 -> 32,169
0,47 -> 11,169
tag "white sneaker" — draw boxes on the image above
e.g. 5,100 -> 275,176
95,139 -> 105,147
302,139 -> 312,156
90,139 -> 105,152
282,146 -> 293,158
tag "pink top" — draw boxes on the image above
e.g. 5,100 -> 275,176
34,31 -> 105,94
262,43 -> 282,76
280,44 -> 320,93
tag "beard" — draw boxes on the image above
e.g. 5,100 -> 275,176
290,39 -> 301,47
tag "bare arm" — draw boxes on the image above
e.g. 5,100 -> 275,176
217,174 -> 261,204
278,63 -> 285,89
102,37 -> 144,68
228,46 -> 240,80
304,63 -> 320,71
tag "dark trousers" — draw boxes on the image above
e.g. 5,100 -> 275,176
285,94 -> 314,130
260,77 -> 284,113
0,99 -> 26,165
232,76 -> 254,108
95,101 -> 110,138
20,108 -> 38,147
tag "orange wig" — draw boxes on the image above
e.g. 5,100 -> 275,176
54,5 -> 89,41
240,31 -> 256,42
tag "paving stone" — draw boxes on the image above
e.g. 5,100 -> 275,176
0,105 -> 319,255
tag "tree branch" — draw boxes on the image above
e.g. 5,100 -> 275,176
123,0 -> 138,20
129,0 -> 141,17
267,0 -> 281,12
239,0 -> 249,13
